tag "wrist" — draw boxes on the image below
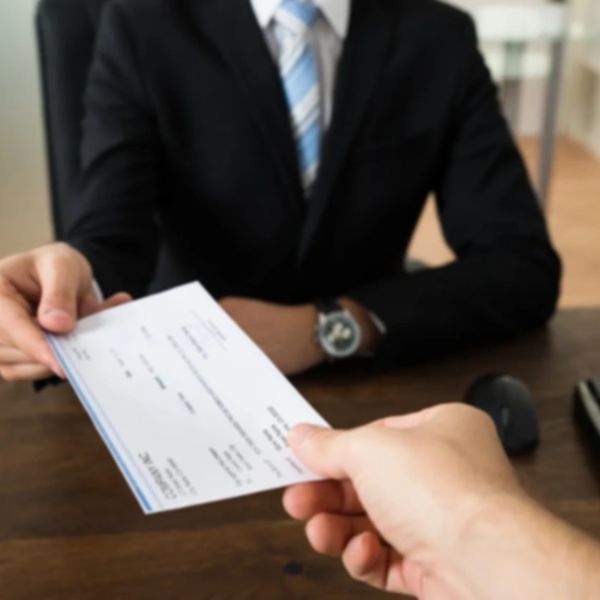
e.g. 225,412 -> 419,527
338,297 -> 382,355
313,298 -> 378,360
299,304 -> 327,367
438,493 -> 600,600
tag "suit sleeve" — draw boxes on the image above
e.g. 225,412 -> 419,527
348,15 -> 561,367
66,1 -> 160,298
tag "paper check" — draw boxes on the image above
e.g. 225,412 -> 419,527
48,282 -> 328,514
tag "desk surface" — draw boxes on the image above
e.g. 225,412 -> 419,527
1,309 -> 600,599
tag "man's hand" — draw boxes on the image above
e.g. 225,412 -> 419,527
220,297 -> 382,376
283,404 -> 600,599
220,298 -> 325,375
0,243 -> 131,382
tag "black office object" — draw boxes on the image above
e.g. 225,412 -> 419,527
465,374 -> 540,456
36,0 -> 108,239
574,377 -> 600,451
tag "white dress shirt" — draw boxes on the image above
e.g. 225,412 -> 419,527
249,0 -> 351,128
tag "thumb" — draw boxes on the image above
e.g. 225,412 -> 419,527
36,258 -> 85,333
289,424 -> 350,480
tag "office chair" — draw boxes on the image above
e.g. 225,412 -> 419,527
36,0 -> 108,239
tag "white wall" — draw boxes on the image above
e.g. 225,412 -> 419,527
0,0 -> 51,255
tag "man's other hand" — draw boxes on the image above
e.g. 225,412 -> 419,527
0,243 -> 131,382
220,297 -> 325,375
220,296 -> 381,376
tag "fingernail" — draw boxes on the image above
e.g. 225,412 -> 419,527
44,308 -> 72,321
288,424 -> 323,446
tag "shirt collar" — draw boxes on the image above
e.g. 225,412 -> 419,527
250,0 -> 351,39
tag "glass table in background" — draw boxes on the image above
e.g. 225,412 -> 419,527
453,1 -> 570,207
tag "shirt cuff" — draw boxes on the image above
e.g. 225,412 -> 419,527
368,310 -> 388,336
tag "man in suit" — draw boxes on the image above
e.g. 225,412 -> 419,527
0,0 -> 560,382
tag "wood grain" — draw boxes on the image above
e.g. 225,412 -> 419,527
1,310 -> 600,599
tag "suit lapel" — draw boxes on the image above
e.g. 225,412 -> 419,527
187,0 -> 304,212
297,0 -> 396,264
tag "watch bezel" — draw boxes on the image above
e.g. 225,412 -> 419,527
317,310 -> 362,359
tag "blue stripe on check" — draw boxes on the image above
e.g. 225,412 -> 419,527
47,336 -> 158,513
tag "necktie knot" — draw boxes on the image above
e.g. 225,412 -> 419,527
276,0 -> 319,34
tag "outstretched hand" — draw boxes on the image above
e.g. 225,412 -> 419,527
0,243 -> 131,382
283,404 -> 525,599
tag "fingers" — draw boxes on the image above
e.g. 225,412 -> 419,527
0,363 -> 54,382
306,513 -> 378,556
0,345 -> 33,365
342,532 -> 388,589
101,292 -> 133,310
35,252 -> 88,333
0,327 -> 56,380
283,480 -> 363,520
303,518 -> 416,596
342,532 -> 413,596
299,507 -> 416,596
0,344 -> 56,381
79,291 -> 132,318
0,285 -> 131,383
0,245 -> 112,382
288,424 -> 350,479
0,297 -> 62,376
79,291 -> 102,318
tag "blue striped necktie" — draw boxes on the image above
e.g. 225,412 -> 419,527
274,0 -> 321,196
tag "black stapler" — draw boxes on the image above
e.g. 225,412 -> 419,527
574,377 -> 600,450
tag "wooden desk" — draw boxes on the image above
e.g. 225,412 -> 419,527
1,310 -> 599,599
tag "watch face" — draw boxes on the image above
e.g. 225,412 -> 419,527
319,311 -> 361,358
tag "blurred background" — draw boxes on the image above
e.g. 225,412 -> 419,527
0,0 -> 599,306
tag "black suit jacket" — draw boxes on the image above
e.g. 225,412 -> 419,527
67,0 -> 561,366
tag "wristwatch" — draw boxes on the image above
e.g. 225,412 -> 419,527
315,299 -> 362,360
